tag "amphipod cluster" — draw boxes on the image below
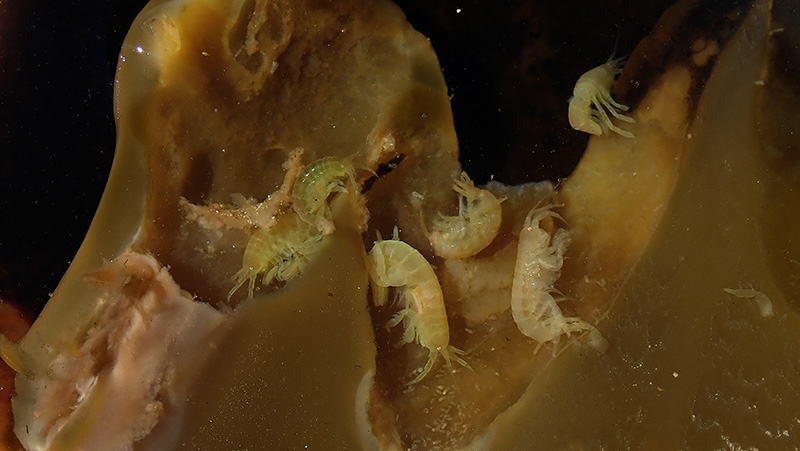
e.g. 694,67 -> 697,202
229,156 -> 360,300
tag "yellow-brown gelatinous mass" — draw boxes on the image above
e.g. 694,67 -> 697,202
2,0 -> 800,449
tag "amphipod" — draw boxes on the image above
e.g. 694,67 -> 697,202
511,205 -> 606,352
228,211 -> 322,300
425,171 -> 504,259
723,287 -> 774,318
568,56 -> 635,139
293,156 -> 357,235
366,229 -> 471,384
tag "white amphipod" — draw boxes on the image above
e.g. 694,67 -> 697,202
568,56 -> 635,139
511,205 -> 607,352
424,171 -> 504,259
366,229 -> 472,385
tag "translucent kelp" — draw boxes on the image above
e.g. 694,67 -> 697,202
2,0 -> 799,449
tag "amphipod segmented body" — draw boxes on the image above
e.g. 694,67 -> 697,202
228,211 -> 322,300
425,171 -> 504,259
366,230 -> 471,384
293,156 -> 357,235
568,56 -> 635,139
511,205 -> 603,351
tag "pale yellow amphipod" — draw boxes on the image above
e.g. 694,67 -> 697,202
228,211 -> 322,300
366,229 -> 471,384
425,171 -> 503,259
511,205 -> 607,352
568,56 -> 635,139
293,156 -> 357,235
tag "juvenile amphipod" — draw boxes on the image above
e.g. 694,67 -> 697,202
568,56 -> 635,139
293,156 -> 357,235
366,229 -> 471,385
511,205 -> 606,352
424,171 -> 503,259
724,287 -> 774,317
228,211 -> 322,300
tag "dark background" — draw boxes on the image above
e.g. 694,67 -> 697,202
0,0 -> 672,317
